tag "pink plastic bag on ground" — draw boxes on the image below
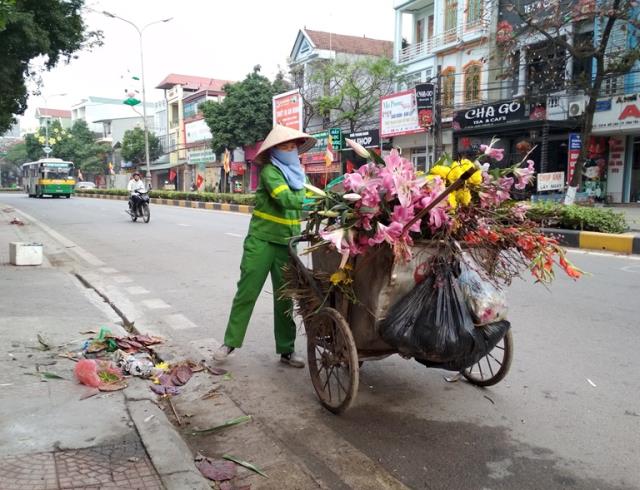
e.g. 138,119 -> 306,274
74,359 -> 101,387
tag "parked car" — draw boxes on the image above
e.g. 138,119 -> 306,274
75,181 -> 96,190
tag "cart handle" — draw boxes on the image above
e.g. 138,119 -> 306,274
288,235 -> 325,302
402,166 -> 477,235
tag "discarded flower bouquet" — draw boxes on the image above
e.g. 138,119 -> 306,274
302,137 -> 583,288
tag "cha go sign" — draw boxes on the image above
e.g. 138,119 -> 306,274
454,100 -> 526,130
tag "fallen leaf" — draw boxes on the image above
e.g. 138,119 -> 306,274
170,364 -> 193,386
223,454 -> 268,478
190,415 -> 252,434
40,371 -> 65,380
98,380 -> 127,392
150,384 -> 180,396
195,456 -> 237,481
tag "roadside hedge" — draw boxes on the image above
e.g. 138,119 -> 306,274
76,188 -> 256,206
527,202 -> 628,234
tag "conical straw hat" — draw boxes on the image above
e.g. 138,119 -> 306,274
255,125 -> 317,164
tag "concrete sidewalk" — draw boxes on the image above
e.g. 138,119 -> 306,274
0,208 -> 206,489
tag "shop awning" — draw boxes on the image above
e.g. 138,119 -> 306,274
148,162 -> 185,171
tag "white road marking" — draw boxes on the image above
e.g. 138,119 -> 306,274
12,208 -> 105,267
141,298 -> 171,310
166,313 -> 200,330
567,249 -> 640,261
112,275 -> 134,284
99,267 -> 118,274
177,223 -> 191,227
621,265 -> 640,273
225,232 -> 243,238
126,286 -> 150,295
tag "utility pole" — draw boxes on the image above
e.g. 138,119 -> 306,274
102,11 -> 172,189
433,65 -> 443,160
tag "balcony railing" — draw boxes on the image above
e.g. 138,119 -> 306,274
399,20 -> 489,64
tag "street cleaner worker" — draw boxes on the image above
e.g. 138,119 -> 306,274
214,125 -> 316,367
127,172 -> 145,213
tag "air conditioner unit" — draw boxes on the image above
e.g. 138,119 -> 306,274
568,101 -> 585,117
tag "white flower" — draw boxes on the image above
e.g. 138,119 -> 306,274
343,193 -> 362,202
345,138 -> 370,159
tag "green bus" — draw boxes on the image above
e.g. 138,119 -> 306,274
21,158 -> 76,198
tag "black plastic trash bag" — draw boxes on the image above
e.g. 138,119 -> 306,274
380,258 -> 509,367
415,320 -> 510,372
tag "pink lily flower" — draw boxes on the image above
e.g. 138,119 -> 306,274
513,160 -> 536,190
368,221 -> 403,247
480,143 -> 505,162
391,205 -> 421,233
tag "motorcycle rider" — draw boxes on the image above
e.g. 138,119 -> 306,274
127,172 -> 146,215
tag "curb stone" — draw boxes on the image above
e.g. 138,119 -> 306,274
75,192 -> 254,215
127,399 -> 210,490
541,227 -> 640,254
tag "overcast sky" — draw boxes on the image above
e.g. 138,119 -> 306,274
20,0 -> 396,131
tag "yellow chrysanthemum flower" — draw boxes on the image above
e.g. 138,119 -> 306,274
456,188 -> 472,206
468,169 -> 483,186
447,166 -> 464,183
429,165 -> 450,179
448,192 -> 458,209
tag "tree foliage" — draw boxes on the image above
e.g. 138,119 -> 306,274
121,127 -> 161,167
298,57 -> 405,132
201,66 -> 285,153
498,0 -> 640,190
22,120 -> 110,171
0,0 -> 102,133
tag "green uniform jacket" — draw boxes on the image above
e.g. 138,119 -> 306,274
248,163 -> 305,245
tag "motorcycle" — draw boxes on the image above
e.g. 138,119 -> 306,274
127,189 -> 151,223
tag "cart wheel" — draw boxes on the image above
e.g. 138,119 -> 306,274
463,330 -> 513,387
307,307 -> 359,414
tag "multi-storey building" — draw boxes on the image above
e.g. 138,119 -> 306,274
393,0 -> 492,166
35,108 -> 72,130
71,96 -> 153,135
288,28 -> 393,185
154,74 -> 232,191
590,4 -> 640,202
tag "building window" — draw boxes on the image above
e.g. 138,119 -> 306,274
416,18 -> 424,45
445,0 -> 458,37
442,67 -> 456,109
463,62 -> 482,103
466,0 -> 482,24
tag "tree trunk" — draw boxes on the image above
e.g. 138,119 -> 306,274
565,52 -> 607,204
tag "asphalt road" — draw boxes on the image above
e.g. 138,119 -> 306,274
3,193 -> 639,490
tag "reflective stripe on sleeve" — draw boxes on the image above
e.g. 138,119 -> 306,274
253,210 -> 300,226
270,184 -> 289,198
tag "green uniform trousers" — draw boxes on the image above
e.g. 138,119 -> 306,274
223,234 -> 296,354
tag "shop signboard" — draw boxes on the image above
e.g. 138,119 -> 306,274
567,133 -> 581,184
301,128 -> 343,166
592,93 -> 640,133
498,0 -> 579,36
453,99 -> 526,130
347,129 -> 380,149
380,90 -> 422,138
415,83 -> 435,128
187,148 -> 216,165
185,119 -> 212,144
537,172 -> 565,192
273,89 -> 303,131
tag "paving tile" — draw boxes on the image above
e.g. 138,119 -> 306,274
0,452 -> 58,490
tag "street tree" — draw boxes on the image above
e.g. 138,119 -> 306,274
299,57 -> 405,133
22,120 -> 110,172
201,66 -> 281,152
0,139 -> 27,184
121,127 -> 161,168
498,0 -> 640,201
0,0 -> 102,133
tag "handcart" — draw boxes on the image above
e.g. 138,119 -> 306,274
286,237 -> 513,414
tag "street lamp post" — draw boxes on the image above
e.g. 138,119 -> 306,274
102,11 -> 172,188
